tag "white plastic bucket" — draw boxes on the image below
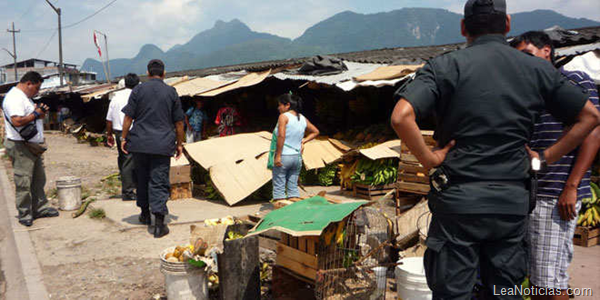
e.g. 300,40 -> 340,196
56,176 -> 81,211
395,257 -> 432,300
160,247 -> 208,300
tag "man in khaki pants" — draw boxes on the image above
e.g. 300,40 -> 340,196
3,71 -> 58,227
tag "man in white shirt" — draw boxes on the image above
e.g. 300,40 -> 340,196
106,73 -> 139,201
3,71 -> 59,227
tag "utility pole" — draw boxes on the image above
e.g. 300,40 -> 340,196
45,0 -> 64,86
6,22 -> 20,81
94,30 -> 111,81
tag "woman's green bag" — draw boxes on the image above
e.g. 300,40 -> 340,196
267,125 -> 301,170
267,129 -> 277,170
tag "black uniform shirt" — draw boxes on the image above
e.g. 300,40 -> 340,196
395,34 -> 589,215
122,78 -> 185,156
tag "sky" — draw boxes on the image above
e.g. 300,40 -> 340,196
0,0 -> 598,68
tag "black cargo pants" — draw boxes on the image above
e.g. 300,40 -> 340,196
132,152 -> 170,215
114,130 -> 136,199
424,213 -> 527,300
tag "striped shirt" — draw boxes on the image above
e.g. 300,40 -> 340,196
530,68 -> 600,200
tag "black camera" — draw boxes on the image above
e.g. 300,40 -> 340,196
38,103 -> 49,112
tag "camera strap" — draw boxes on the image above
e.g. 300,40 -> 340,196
3,109 -> 37,140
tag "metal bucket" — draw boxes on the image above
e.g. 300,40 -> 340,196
160,247 -> 208,300
56,176 -> 81,211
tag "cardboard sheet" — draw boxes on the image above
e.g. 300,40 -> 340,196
302,138 -> 349,170
353,65 -> 423,82
171,155 -> 190,167
209,153 -> 271,206
358,140 -> 402,160
198,70 -> 271,97
81,85 -> 118,102
184,131 -> 351,205
173,77 -> 232,97
183,132 -> 271,170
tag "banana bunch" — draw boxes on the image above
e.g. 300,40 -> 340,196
317,163 -> 338,186
351,158 -> 398,186
204,178 -> 222,200
321,221 -> 345,246
339,160 -> 359,190
577,182 -> 600,228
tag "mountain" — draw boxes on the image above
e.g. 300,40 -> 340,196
82,9 -> 600,81
293,8 -> 463,53
510,10 -> 600,36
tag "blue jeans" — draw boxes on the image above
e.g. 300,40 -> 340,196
272,155 -> 302,200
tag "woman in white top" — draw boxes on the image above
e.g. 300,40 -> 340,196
273,93 -> 319,200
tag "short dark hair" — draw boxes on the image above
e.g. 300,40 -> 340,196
124,73 -> 140,89
147,59 -> 165,77
510,31 -> 555,63
19,71 -> 44,84
464,12 -> 507,36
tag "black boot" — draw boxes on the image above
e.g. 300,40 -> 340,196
154,213 -> 169,238
138,208 -> 151,225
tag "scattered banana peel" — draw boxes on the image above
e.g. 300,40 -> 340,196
225,231 -> 244,241
72,198 -> 96,218
101,173 -> 119,181
204,216 -> 236,227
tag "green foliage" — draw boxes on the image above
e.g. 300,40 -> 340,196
46,188 -> 58,199
88,208 -> 106,219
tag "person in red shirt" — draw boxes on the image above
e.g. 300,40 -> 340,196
215,101 -> 243,136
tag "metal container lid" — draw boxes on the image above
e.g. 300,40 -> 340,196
56,176 -> 82,186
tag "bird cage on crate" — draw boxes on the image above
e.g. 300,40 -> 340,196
315,206 -> 393,300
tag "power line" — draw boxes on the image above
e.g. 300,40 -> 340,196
33,29 -> 58,59
16,0 -> 37,21
62,0 -> 118,29
16,0 -> 58,24
20,0 -> 118,32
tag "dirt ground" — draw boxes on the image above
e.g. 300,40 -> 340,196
3,133 -> 180,299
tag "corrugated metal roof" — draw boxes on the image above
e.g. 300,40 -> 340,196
273,62 -> 385,87
556,43 -> 600,57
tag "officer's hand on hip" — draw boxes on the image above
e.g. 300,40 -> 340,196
525,145 -> 539,160
558,186 -> 578,221
427,140 -> 455,169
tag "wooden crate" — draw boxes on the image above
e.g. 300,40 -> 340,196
397,131 -> 434,195
170,165 -> 191,184
352,183 -> 396,200
573,226 -> 600,247
170,182 -> 192,200
276,233 -> 319,281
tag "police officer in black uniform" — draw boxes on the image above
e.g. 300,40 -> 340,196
390,0 -> 600,299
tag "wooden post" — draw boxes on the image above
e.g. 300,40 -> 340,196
218,224 -> 260,300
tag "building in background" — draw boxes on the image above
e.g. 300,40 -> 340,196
0,58 -> 97,87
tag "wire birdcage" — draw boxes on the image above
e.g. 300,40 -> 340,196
315,206 -> 392,300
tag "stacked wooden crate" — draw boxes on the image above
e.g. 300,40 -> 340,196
573,226 -> 600,247
353,183 -> 396,200
170,157 -> 192,200
276,233 -> 319,282
396,131 -> 435,195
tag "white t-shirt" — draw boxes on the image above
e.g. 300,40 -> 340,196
106,89 -> 132,131
2,87 -> 44,143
